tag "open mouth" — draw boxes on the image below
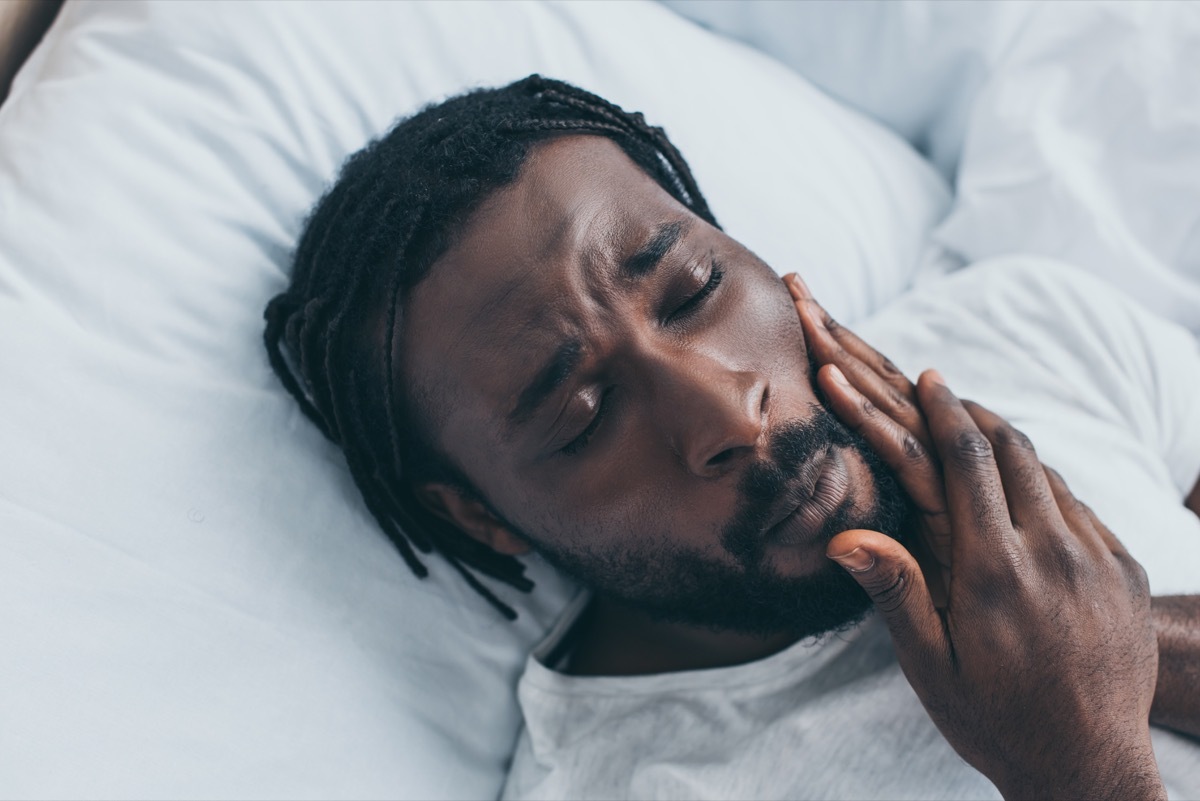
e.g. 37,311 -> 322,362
763,446 -> 852,546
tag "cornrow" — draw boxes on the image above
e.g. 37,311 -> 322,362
264,75 -> 718,619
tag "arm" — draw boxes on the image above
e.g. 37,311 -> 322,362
1163,479 -> 1200,736
1152,595 -> 1200,739
0,0 -> 63,105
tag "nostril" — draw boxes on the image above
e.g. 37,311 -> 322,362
707,447 -> 739,469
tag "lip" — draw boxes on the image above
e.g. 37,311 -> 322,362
763,447 -> 851,546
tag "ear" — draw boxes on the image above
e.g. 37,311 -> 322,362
413,482 -> 531,556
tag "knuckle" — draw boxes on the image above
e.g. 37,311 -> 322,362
949,430 -> 994,465
1123,555 -> 1151,596
1047,538 -> 1091,586
1044,465 -> 1071,498
866,567 -> 912,615
1071,497 -> 1093,521
901,433 -> 926,462
994,423 -> 1036,453
858,396 -> 880,419
879,356 -> 904,380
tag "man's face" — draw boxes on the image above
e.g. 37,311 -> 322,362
402,135 -> 908,636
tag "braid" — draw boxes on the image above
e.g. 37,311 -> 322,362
264,75 -> 717,619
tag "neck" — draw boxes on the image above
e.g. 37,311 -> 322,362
564,595 -> 802,677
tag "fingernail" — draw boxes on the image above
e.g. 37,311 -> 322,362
828,365 -> 851,388
829,547 -> 875,573
790,273 -> 811,298
926,369 -> 946,387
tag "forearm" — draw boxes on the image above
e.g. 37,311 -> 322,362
1151,595 -> 1200,738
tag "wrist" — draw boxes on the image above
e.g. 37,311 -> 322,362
998,734 -> 1165,801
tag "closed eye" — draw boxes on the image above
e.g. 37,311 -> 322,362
560,258 -> 724,457
560,387 -> 613,456
668,259 -> 724,323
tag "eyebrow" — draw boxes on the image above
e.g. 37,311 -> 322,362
620,219 -> 690,280
507,218 -> 693,433
508,339 -> 584,430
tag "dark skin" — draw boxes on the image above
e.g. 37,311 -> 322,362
406,134 -> 882,671
788,275 -> 1200,743
403,134 -> 1196,797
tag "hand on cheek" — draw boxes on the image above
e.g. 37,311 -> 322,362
782,274 -> 1165,800
783,274 -> 951,590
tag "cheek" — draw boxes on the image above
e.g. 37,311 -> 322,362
725,266 -> 810,378
505,448 -> 739,564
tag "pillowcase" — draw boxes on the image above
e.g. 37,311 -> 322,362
660,0 -> 1037,181
0,1 -> 949,798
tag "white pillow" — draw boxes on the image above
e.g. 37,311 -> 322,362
0,1 -> 949,798
659,0 -> 1038,181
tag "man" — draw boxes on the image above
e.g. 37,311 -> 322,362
265,76 -> 1200,798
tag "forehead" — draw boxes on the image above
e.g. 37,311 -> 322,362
399,134 -> 692,436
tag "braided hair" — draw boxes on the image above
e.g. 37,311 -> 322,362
263,75 -> 718,619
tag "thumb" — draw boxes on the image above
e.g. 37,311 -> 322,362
828,529 -> 947,661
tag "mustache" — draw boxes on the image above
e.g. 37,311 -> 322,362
721,404 -> 858,562
742,407 -> 856,507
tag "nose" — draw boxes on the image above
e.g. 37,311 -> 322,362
660,356 -> 769,478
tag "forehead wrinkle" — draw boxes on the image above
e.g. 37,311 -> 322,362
474,198 -> 617,360
419,136 -> 674,451
450,216 -> 592,370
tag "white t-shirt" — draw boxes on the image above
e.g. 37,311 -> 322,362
502,258 -> 1200,801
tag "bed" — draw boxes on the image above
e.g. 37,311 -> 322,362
1,2 -> 1197,798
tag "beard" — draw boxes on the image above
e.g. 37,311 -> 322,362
521,402 -> 914,640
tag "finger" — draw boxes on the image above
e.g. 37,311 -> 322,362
786,274 -> 915,400
916,370 -> 1015,567
787,274 -> 916,403
1044,466 -> 1148,599
787,278 -> 930,450
828,529 -> 949,669
1043,466 -> 1131,560
1079,503 -> 1150,598
1043,466 -> 1085,527
1042,465 -> 1116,556
820,364 -> 952,569
960,401 -> 1056,532
1081,502 -> 1131,560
